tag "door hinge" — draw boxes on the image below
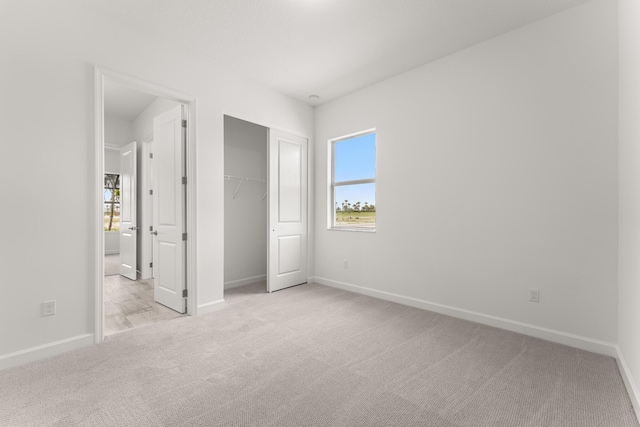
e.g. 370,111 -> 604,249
149,189 -> 153,195
149,262 -> 153,268
182,119 -> 187,128
182,233 -> 187,241
182,177 -> 187,185
149,153 -> 153,159
182,289 -> 188,298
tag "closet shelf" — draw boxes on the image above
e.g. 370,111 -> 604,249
224,174 -> 265,183
224,175 -> 267,199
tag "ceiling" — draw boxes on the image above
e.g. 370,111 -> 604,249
74,0 -> 589,106
104,80 -> 158,121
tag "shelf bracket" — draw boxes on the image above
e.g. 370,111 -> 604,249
232,179 -> 244,199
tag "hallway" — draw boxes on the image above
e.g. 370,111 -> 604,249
104,273 -> 186,335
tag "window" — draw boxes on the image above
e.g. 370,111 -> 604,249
104,174 -> 120,231
329,130 -> 376,231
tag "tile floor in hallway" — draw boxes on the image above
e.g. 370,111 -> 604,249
104,274 -> 186,335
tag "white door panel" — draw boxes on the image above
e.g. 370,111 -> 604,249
153,105 -> 186,313
268,130 -> 307,292
156,241 -> 178,294
278,140 -> 302,222
278,235 -> 302,275
119,141 -> 137,280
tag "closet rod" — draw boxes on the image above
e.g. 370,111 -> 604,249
224,174 -> 266,183
225,174 -> 267,199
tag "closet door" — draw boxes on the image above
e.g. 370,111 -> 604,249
267,129 -> 308,292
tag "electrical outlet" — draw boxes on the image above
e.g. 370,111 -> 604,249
529,289 -> 540,303
42,301 -> 56,316
343,260 -> 349,269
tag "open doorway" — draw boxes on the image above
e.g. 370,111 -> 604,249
102,81 -> 185,335
224,116 -> 268,292
94,68 -> 196,342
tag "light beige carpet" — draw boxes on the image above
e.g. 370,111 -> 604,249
0,282 -> 637,426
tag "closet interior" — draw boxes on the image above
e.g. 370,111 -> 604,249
224,116 -> 269,291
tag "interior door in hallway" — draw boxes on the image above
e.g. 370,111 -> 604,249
119,141 -> 137,280
152,104 -> 186,313
268,129 -> 308,293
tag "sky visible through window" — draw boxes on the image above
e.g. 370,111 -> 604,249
335,133 -> 376,208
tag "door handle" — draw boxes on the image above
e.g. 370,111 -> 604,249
151,231 -> 158,235
128,226 -> 139,231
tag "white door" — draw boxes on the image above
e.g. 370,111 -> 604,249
119,141 -> 137,280
152,105 -> 186,313
268,129 -> 308,292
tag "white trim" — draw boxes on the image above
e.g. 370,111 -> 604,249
197,299 -> 226,316
328,129 -> 377,231
330,128 -> 377,144
616,346 -> 640,418
0,334 -> 94,371
94,67 -> 105,345
334,178 -> 376,187
328,226 -> 376,233
94,66 -> 198,341
138,140 -> 154,280
224,275 -> 267,290
222,111 -> 308,140
185,100 -> 198,317
310,276 -> 618,357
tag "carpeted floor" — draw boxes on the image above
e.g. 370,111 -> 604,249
0,282 -> 637,426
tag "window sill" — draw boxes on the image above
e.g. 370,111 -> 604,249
328,227 -> 376,233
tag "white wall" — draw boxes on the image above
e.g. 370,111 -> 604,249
105,115 -> 134,176
313,0 -> 618,348
104,147 -> 121,174
618,0 -> 640,410
224,116 -> 268,288
104,115 -> 134,148
0,0 -> 313,363
104,232 -> 119,255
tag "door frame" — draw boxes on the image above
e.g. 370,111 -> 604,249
222,111 -> 312,296
139,137 -> 154,280
93,66 -> 197,343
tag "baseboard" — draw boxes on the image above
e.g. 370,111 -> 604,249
615,346 -> 640,418
0,334 -> 94,371
224,275 -> 266,290
197,299 -> 226,316
310,276 -> 617,357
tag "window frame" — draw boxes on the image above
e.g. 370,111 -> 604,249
328,128 -> 377,232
